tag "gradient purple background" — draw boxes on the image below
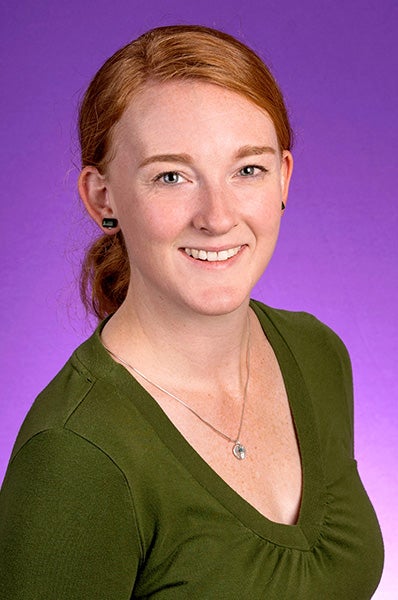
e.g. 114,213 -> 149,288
1,1 -> 397,596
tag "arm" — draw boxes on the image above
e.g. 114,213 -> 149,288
0,428 -> 141,599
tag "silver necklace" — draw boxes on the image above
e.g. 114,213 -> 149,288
102,317 -> 251,461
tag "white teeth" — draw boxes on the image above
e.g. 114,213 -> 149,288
184,246 -> 241,262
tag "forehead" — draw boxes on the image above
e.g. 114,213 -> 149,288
112,80 -> 279,156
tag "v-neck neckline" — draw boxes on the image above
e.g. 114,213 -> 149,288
94,301 -> 326,550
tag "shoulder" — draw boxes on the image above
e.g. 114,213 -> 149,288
9,325 -> 122,463
251,299 -> 353,396
251,299 -> 352,374
7,323 -> 159,490
251,299 -> 354,448
1,333 -> 144,567
9,335 -> 94,461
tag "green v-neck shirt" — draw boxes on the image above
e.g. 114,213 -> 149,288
0,301 -> 383,598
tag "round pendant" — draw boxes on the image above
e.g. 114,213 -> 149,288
232,442 -> 246,460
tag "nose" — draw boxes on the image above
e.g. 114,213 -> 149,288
192,182 -> 238,235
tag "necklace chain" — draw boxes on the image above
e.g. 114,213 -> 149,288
102,315 -> 251,460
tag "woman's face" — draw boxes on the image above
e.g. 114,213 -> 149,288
83,80 -> 293,318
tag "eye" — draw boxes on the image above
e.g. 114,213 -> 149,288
237,165 -> 267,177
154,171 -> 183,184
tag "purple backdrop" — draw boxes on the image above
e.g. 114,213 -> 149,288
1,1 -> 397,596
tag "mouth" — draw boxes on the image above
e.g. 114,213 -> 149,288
183,246 -> 242,262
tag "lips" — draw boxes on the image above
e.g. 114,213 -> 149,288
184,246 -> 242,262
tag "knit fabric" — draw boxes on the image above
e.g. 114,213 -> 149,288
0,301 -> 383,598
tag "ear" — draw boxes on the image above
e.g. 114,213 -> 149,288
280,150 -> 294,209
78,166 -> 120,233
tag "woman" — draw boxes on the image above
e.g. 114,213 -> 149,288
0,25 -> 383,598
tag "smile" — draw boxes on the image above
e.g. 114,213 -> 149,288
184,246 -> 242,262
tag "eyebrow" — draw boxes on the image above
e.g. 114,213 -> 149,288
139,153 -> 193,168
235,145 -> 276,158
138,145 -> 276,168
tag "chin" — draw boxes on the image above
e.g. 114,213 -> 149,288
183,287 -> 251,317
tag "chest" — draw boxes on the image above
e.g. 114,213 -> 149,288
128,379 -> 383,600
142,339 -> 302,525
112,307 -> 383,598
189,348 -> 302,525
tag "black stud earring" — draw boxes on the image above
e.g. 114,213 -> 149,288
102,218 -> 119,229
281,202 -> 286,211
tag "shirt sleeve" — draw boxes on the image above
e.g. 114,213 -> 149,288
0,428 -> 141,599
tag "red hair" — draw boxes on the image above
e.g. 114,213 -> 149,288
79,25 -> 293,319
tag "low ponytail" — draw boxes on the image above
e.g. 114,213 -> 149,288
78,25 -> 293,319
80,232 -> 129,320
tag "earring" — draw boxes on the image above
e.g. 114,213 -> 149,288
281,202 -> 286,211
102,218 -> 119,229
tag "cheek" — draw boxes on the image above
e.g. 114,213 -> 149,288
248,209 -> 282,254
247,197 -> 282,231
121,202 -> 187,252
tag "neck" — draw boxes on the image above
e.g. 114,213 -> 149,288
101,290 -> 251,393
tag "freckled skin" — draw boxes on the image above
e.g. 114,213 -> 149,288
78,81 -> 299,525
103,80 -> 293,318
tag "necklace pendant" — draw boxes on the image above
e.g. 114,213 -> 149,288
232,442 -> 246,460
